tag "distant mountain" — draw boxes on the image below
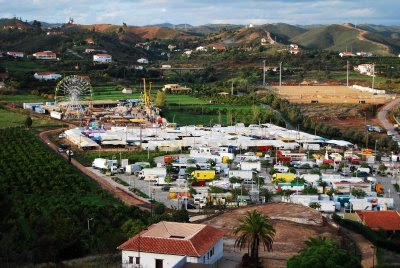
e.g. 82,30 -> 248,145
290,23 -> 400,55
358,24 -> 400,41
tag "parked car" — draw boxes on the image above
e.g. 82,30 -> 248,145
57,147 -> 64,153
161,185 -> 171,191
58,133 -> 66,138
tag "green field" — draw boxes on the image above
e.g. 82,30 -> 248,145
0,60 -> 45,75
0,94 -> 47,103
164,111 -> 226,125
92,86 -> 206,104
0,109 -> 60,128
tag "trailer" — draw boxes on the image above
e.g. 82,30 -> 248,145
191,170 -> 216,180
92,158 -> 118,173
228,170 -> 254,180
50,111 -> 63,120
240,161 -> 261,172
139,167 -> 167,180
125,164 -> 142,175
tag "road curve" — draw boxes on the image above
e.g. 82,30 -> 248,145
38,127 -> 151,210
377,97 -> 400,132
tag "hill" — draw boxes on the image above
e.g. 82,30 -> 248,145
358,24 -> 400,41
76,24 -> 196,40
0,18 -> 33,30
290,24 -> 398,55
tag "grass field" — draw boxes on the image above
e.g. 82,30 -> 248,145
0,94 -> 47,103
92,86 -> 206,104
0,60 -> 45,75
164,111 -> 226,125
0,109 -> 60,128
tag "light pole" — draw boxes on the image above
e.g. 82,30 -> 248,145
87,218 -> 93,231
262,60 -> 266,86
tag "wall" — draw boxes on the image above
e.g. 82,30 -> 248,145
122,250 -> 186,268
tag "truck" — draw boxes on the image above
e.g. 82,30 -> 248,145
375,183 -> 384,195
272,173 -> 296,183
92,158 -> 118,173
191,170 -> 216,180
139,168 -> 167,180
125,164 -> 142,175
164,155 -> 179,163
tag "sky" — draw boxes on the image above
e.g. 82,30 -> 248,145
0,0 -> 399,26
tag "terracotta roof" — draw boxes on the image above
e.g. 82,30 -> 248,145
117,221 -> 224,257
36,72 -> 57,75
95,53 -> 111,57
34,51 -> 56,56
357,211 -> 400,231
7,51 -> 23,54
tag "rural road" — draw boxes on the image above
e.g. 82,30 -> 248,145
377,97 -> 400,133
38,127 -> 151,210
260,103 -> 295,130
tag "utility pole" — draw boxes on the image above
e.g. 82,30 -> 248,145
346,60 -> 349,87
231,81 -> 234,95
372,63 -> 375,89
262,60 -> 266,86
279,62 -> 282,87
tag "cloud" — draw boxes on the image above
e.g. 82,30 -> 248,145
0,0 -> 399,25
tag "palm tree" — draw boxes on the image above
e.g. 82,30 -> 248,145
234,210 -> 276,266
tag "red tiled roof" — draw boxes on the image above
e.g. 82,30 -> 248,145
7,52 -> 23,54
95,53 -> 111,57
34,51 -> 56,56
117,222 -> 224,257
36,72 -> 56,75
357,211 -> 400,231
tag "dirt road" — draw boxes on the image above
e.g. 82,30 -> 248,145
39,128 -> 151,211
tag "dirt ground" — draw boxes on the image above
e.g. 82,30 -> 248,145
203,203 -> 338,267
274,86 -> 391,104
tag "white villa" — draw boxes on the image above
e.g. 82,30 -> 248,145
93,54 -> 112,63
117,221 -> 224,268
33,72 -> 62,81
33,51 -> 57,60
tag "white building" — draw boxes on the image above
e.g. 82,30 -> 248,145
33,51 -> 57,60
339,52 -> 355,57
7,51 -> 24,58
195,46 -> 207,52
93,54 -> 112,63
118,221 -> 224,268
137,58 -> 149,64
354,64 -> 374,76
33,72 -> 62,81
122,88 -> 133,94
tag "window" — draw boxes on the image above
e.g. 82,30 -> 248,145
128,257 -> 134,264
210,247 -> 215,258
135,257 -> 140,264
155,259 -> 163,268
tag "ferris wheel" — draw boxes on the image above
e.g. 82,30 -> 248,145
55,75 -> 93,119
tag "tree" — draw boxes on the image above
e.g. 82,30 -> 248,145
309,202 -> 321,210
153,203 -> 166,215
287,236 -> 361,268
155,90 -> 166,107
259,188 -> 274,203
379,164 -> 388,174
351,188 -> 366,198
234,210 -> 275,266
24,116 -> 33,128
318,180 -> 328,193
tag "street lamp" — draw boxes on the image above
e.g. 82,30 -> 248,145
87,218 -> 93,231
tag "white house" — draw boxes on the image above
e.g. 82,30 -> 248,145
339,52 -> 355,57
122,88 -> 133,94
7,51 -> 24,58
183,50 -> 192,56
33,72 -> 62,81
354,64 -> 374,76
85,48 -> 97,53
195,46 -> 207,52
137,58 -> 149,64
33,51 -> 57,60
93,54 -> 112,63
117,221 -> 224,268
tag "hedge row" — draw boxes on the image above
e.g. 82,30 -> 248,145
332,213 -> 400,253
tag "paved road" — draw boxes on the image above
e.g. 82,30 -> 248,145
377,97 -> 400,133
376,175 -> 400,211
260,103 -> 295,130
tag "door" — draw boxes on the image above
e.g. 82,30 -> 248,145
155,259 -> 163,268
